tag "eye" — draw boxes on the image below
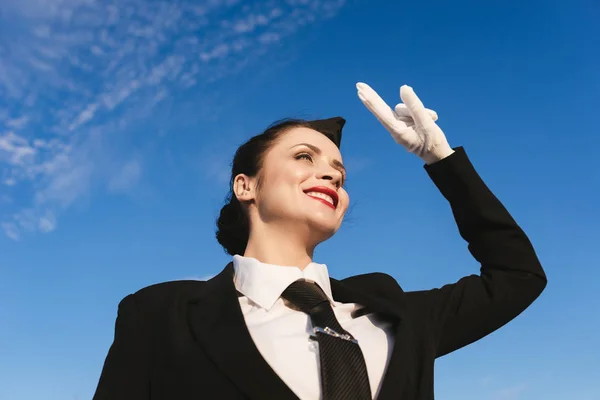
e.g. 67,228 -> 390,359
295,152 -> 313,162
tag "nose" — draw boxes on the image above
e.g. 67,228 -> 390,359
317,165 -> 343,188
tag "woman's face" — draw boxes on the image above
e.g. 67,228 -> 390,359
239,127 -> 350,242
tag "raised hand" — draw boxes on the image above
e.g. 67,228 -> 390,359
356,82 -> 454,164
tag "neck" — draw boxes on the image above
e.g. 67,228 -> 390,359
243,224 -> 316,269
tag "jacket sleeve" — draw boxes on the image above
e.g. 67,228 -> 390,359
93,294 -> 151,399
405,147 -> 547,358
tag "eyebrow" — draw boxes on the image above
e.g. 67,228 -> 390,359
291,143 -> 346,175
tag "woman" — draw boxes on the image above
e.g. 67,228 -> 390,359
93,83 -> 546,400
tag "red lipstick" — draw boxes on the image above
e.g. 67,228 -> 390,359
303,186 -> 339,209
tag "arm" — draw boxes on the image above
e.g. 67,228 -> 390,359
408,147 -> 546,357
356,82 -> 546,357
93,295 -> 151,399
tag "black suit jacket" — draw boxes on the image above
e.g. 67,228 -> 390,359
93,148 -> 547,400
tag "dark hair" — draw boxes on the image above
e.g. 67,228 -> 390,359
216,118 -> 313,256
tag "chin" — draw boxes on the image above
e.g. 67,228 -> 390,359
306,216 -> 342,241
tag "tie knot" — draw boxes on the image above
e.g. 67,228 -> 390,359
281,280 -> 330,314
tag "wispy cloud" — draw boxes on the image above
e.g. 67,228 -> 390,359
108,158 -> 142,194
495,383 -> 528,400
0,0 -> 348,240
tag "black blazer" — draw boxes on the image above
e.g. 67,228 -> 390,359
93,148 -> 546,400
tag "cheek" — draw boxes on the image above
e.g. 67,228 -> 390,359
271,165 -> 309,185
291,166 -> 311,181
339,191 -> 350,212
257,172 -> 302,208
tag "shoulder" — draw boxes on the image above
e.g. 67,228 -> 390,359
341,272 -> 402,291
117,280 -> 209,322
339,273 -> 434,324
339,272 -> 406,304
132,279 -> 208,302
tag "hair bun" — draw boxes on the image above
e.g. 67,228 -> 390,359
216,197 -> 249,256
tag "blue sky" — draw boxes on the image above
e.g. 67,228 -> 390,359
1,0 -> 598,399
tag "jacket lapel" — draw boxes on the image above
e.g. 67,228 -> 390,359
187,263 -> 299,400
331,275 -> 413,400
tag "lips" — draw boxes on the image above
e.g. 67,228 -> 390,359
303,186 -> 339,209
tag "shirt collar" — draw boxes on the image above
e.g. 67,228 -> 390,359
232,254 -> 334,311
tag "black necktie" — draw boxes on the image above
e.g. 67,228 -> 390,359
281,280 -> 372,400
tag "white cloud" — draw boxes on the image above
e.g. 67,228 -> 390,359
2,222 -> 21,240
0,131 -> 37,166
108,159 -> 142,193
480,376 -> 493,387
196,151 -> 232,187
495,383 -> 528,400
6,116 -> 29,129
68,103 -> 98,131
258,32 -> 280,45
39,210 -> 57,233
0,0 -> 348,240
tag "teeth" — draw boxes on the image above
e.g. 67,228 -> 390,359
306,191 -> 334,206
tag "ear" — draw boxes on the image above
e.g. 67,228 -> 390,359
233,174 -> 256,203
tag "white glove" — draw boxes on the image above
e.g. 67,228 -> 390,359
356,82 -> 454,164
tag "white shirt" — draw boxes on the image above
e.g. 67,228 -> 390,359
232,255 -> 395,400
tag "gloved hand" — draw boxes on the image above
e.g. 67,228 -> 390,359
356,82 -> 454,164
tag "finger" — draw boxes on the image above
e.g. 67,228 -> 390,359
358,92 -> 401,132
395,103 -> 438,122
400,85 -> 435,126
356,82 -> 399,130
389,127 -> 418,148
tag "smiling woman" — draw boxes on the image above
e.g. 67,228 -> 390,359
216,117 -> 349,261
93,83 -> 547,400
